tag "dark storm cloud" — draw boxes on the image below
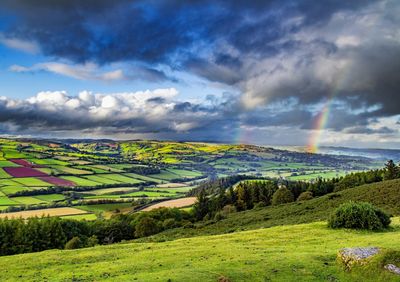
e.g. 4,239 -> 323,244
1,0 -> 399,140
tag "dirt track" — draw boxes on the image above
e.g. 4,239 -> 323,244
142,197 -> 197,211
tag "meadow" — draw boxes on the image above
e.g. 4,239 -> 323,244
0,218 -> 399,281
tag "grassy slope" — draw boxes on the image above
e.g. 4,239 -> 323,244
0,218 -> 399,281
144,179 -> 400,241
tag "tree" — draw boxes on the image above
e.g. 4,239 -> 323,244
134,217 -> 159,238
384,160 -> 399,180
271,187 -> 294,205
193,189 -> 209,220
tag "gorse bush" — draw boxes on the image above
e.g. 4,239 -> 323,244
328,201 -> 391,230
297,191 -> 313,201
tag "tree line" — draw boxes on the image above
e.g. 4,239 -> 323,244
192,160 -> 400,221
0,207 -> 192,256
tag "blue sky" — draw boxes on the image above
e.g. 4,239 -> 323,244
0,0 -> 399,148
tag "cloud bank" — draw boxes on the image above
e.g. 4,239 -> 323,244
0,0 -> 399,147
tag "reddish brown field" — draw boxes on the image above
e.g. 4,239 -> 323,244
39,176 -> 75,186
3,167 -> 48,178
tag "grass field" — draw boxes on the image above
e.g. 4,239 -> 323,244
0,207 -> 89,219
142,197 -> 197,211
13,196 -> 47,205
0,218 -> 399,281
34,194 -> 66,202
60,176 -> 100,186
82,175 -> 122,185
99,173 -> 143,184
13,177 -> 52,187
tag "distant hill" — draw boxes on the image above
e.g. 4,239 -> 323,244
319,146 -> 400,161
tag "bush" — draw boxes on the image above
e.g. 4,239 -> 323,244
297,191 -> 313,201
328,201 -> 391,230
65,236 -> 82,249
86,235 -> 99,247
271,187 -> 294,205
135,217 -> 160,238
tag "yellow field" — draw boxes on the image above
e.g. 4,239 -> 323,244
143,197 -> 197,211
0,207 -> 90,219
156,182 -> 187,188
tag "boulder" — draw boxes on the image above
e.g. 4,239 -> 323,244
338,247 -> 380,270
385,264 -> 400,275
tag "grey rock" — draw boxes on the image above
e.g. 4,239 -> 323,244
338,247 -> 380,270
385,264 -> 400,275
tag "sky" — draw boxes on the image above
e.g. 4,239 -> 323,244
0,0 -> 399,149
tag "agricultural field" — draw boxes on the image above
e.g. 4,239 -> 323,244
0,138 -> 380,219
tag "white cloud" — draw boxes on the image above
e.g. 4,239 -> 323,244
0,33 -> 40,54
9,62 -> 126,81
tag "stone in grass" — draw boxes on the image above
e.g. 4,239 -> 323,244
338,247 -> 380,270
385,264 -> 400,275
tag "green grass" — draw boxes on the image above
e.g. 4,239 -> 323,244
99,174 -> 143,184
60,213 -> 97,220
123,173 -> 164,183
82,175 -> 122,185
49,165 -> 93,175
77,203 -> 132,213
146,179 -> 400,241
60,176 -> 101,186
0,186 -> 32,195
86,187 -> 139,195
35,194 -> 66,202
28,158 -> 69,166
0,160 -> 19,167
0,196 -> 18,206
89,165 -> 124,173
13,196 -> 47,205
151,170 -> 181,181
0,218 -> 399,281
167,168 -> 203,178
0,168 -> 12,178
13,177 -> 52,187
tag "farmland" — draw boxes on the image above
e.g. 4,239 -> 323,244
0,138 -> 381,219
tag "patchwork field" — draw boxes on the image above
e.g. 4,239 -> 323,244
0,138 -> 376,219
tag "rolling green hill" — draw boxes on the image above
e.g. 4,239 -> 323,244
0,218 -> 399,281
141,179 -> 400,241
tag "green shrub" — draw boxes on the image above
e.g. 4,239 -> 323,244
328,201 -> 391,230
135,217 -> 160,238
65,236 -> 82,249
297,191 -> 313,201
271,187 -> 294,205
86,235 -> 99,247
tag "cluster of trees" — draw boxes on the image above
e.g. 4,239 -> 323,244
0,208 -> 193,256
192,161 -> 400,221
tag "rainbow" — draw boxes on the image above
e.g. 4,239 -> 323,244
307,98 -> 333,153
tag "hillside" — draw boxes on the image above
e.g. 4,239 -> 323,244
0,218 -> 399,281
141,179 -> 400,241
